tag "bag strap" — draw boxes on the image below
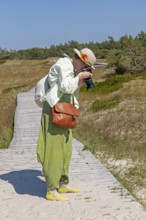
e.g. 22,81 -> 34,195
71,94 -> 75,105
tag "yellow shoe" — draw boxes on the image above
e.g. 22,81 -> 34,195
46,190 -> 69,201
58,185 -> 80,193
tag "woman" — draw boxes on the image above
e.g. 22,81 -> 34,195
37,48 -> 96,201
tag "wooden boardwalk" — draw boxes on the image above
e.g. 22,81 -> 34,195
0,88 -> 146,220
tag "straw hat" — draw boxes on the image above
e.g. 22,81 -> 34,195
74,48 -> 96,69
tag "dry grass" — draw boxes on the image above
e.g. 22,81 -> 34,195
0,59 -> 54,148
74,74 -> 146,208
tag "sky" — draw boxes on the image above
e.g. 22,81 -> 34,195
0,0 -> 146,50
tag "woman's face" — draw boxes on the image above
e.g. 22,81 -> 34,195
72,56 -> 87,73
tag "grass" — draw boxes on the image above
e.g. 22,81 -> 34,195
80,75 -> 136,94
74,71 -> 146,208
0,59 -> 53,148
0,127 -> 13,148
0,59 -> 146,208
0,60 -> 6,65
91,95 -> 121,112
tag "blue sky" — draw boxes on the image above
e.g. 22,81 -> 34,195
0,0 -> 146,50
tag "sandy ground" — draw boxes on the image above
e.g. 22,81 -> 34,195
0,88 -> 146,220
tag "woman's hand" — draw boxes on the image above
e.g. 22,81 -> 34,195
77,71 -> 92,86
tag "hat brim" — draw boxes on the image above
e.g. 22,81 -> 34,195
74,48 -> 95,70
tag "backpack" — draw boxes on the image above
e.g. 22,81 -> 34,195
34,74 -> 50,107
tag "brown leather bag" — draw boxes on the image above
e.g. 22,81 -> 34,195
51,102 -> 79,129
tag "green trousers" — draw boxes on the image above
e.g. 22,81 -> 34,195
37,95 -> 72,190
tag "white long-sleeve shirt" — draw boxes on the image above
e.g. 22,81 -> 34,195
44,56 -> 79,108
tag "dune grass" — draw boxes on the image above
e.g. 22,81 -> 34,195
74,74 -> 146,208
80,74 -> 137,94
0,60 -> 6,65
0,59 -> 52,148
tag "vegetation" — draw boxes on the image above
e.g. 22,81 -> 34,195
80,75 -> 137,94
74,72 -> 146,208
0,60 -> 6,65
0,60 -> 52,148
0,31 -> 146,75
91,95 -> 121,112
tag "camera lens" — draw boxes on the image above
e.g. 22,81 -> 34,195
85,77 -> 95,90
82,67 -> 95,90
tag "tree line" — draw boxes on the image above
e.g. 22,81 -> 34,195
1,31 -> 146,75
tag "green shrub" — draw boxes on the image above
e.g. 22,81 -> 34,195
91,95 -> 120,112
139,72 -> 146,79
0,127 -> 13,149
0,60 -> 6,65
80,75 -> 136,94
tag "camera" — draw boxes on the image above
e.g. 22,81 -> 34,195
82,67 -> 95,90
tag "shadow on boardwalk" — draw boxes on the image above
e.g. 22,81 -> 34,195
0,169 -> 46,198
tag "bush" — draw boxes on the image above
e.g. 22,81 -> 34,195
0,60 -> 6,65
80,75 -> 136,95
91,95 -> 120,112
